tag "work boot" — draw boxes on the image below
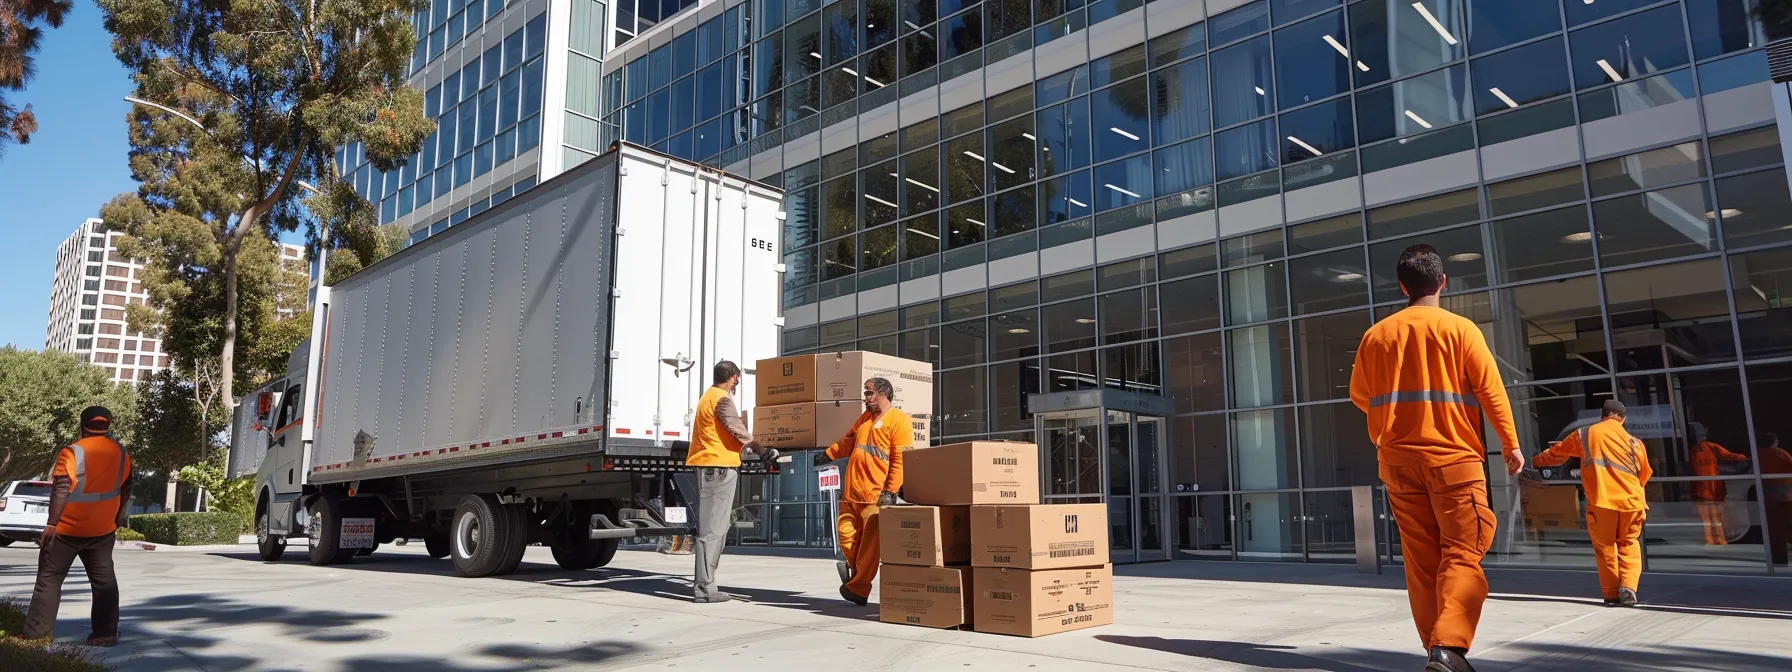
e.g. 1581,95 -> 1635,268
839,584 -> 869,606
1602,597 -> 1621,607
1617,587 -> 1639,607
836,560 -> 852,585
693,593 -> 731,604
1425,647 -> 1477,672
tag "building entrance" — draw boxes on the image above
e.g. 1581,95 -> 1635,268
1031,389 -> 1175,564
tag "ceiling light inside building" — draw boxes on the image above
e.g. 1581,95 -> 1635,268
1323,35 -> 1350,59
1489,87 -> 1518,109
1561,231 -> 1594,243
1597,59 -> 1624,83
842,67 -> 859,76
966,218 -> 985,227
1404,110 -> 1433,128
1076,318 -> 1096,324
1008,327 -> 1032,334
1105,184 -> 1141,198
1412,3 -> 1458,45
963,151 -> 985,161
865,194 -> 898,208
905,177 -> 939,192
1287,136 -> 1323,157
1334,272 -> 1364,281
1447,252 -> 1482,262
1067,198 -> 1087,208
992,162 -> 1016,174
1110,127 -> 1140,141
1705,208 -> 1743,219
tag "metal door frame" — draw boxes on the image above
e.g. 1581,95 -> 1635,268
1031,389 -> 1175,564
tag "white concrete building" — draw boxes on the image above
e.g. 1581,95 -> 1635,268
44,218 -> 167,383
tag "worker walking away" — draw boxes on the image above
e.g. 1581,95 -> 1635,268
1533,401 -> 1653,606
812,377 -> 911,606
1759,432 -> 1792,566
1687,422 -> 1749,545
685,361 -> 778,604
1350,245 -> 1523,672
26,406 -> 133,646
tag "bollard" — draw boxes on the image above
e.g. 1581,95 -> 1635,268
1352,485 -> 1381,575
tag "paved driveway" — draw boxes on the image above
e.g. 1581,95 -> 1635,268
2,543 -> 1789,671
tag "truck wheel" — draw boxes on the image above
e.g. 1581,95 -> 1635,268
424,531 -> 451,559
450,494 -> 519,577
308,496 -> 351,566
257,508 -> 287,562
550,503 -> 620,570
493,503 -> 531,575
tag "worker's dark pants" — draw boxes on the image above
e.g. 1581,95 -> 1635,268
25,532 -> 119,640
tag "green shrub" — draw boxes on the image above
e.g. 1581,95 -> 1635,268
127,512 -> 243,546
114,528 -> 144,542
0,599 -> 109,671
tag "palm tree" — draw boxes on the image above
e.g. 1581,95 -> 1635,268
0,0 -> 71,156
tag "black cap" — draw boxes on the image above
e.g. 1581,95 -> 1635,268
1602,400 -> 1627,417
81,405 -> 113,432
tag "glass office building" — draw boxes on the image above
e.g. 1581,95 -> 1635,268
605,0 -> 1792,574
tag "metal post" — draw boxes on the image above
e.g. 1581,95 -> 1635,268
1352,485 -> 1380,574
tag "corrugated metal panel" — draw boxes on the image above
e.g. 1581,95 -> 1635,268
1770,38 -> 1792,83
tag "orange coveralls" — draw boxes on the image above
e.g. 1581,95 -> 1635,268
1760,446 -> 1792,565
1350,306 -> 1519,653
1534,419 -> 1653,599
825,408 -> 912,599
1689,441 -> 1748,545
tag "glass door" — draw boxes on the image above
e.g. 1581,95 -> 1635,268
1040,409 -> 1103,504
1134,416 -> 1170,561
1107,410 -> 1135,564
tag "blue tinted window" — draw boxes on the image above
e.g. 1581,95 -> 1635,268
1150,57 -> 1210,146
1211,36 -> 1273,127
650,45 -> 672,90
939,8 -> 983,61
1036,65 -> 1089,106
518,115 -> 541,152
1155,137 -> 1214,195
1278,97 -> 1352,163
1564,0 -> 1655,27
474,140 -> 493,177
506,26 -> 526,71
1274,10 -> 1349,109
939,0 -> 976,21
1354,64 -> 1469,143
1040,170 -> 1093,225
1215,117 -> 1277,180
499,69 -> 521,128
1211,0 -> 1269,45
1470,37 -> 1569,115
526,13 -> 547,59
522,58 -> 544,119
756,35 -> 786,97
437,114 -> 458,161
1698,49 -> 1768,95
674,30 -> 697,78
672,76 -> 696,132
1686,0 -> 1767,60
1094,155 -> 1153,211
826,2 -> 860,65
1091,46 -> 1146,89
496,127 -> 516,165
1467,0 -> 1559,54
1092,78 -> 1149,162
1270,0 -> 1337,25
697,61 -> 725,121
696,117 -> 725,158
444,71 -> 461,106
1568,6 -> 1689,90
426,84 -> 442,118
457,101 -> 477,151
1037,97 -> 1091,177
668,131 -> 695,160
1351,0 -> 1465,87
483,45 -> 502,84
868,0 -> 898,48
1148,21 -> 1207,68
647,88 -> 671,142
477,85 -> 498,140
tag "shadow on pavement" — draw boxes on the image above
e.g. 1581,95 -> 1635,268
1095,635 -> 1400,672
1490,641 -> 1792,671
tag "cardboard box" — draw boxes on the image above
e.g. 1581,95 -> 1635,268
879,564 -> 973,629
972,565 -> 1113,637
881,505 -> 972,566
755,355 -> 819,406
1520,481 -> 1583,533
751,401 -> 865,449
971,504 -> 1109,570
901,441 -> 1040,506
816,351 -> 934,416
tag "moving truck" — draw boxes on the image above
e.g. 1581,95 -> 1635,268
227,143 -> 785,577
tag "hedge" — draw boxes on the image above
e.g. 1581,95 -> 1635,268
128,512 -> 244,546
0,599 -> 109,671
114,528 -> 144,542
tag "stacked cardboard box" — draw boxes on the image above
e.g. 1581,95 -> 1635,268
752,352 -> 932,449
879,441 -> 1115,637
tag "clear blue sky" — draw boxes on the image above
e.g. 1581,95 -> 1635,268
0,3 -> 135,350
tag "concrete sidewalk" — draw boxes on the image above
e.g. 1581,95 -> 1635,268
1,543 -> 1788,671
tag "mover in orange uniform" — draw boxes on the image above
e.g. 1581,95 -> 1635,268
1349,245 -> 1523,672
1759,433 -> 1792,566
1532,401 -> 1653,606
1686,422 -> 1749,545
686,361 -> 777,603
26,406 -> 133,646
811,377 -> 911,605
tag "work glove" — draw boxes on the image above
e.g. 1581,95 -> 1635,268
877,491 -> 897,507
812,451 -> 832,467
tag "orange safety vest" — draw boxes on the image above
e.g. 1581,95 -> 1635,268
52,434 -> 132,537
686,386 -> 745,468
1535,418 -> 1652,512
1348,305 -> 1521,468
824,408 -> 913,504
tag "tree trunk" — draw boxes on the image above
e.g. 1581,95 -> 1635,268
221,242 -> 240,408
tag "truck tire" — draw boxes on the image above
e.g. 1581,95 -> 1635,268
257,507 -> 287,562
424,531 -> 451,559
550,503 -> 620,570
492,503 -> 531,575
308,496 -> 351,566
0,538 -> 13,547
451,494 -> 517,577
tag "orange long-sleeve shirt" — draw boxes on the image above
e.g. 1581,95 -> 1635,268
1349,305 -> 1520,468
1689,441 -> 1749,501
1534,417 -> 1653,511
824,408 -> 912,504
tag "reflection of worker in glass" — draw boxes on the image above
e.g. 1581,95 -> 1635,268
1534,401 -> 1653,606
1760,432 -> 1792,566
1688,421 -> 1749,545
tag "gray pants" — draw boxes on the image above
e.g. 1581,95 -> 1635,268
693,466 -> 739,598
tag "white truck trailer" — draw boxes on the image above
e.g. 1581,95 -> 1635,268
228,143 -> 785,577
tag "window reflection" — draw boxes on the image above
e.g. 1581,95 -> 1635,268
1567,6 -> 1689,90
938,367 -> 988,436
1172,421 -> 1231,496
1037,97 -> 1092,178
1233,409 -> 1296,489
1350,0 -> 1465,87
1043,297 -> 1098,352
1211,35 -> 1275,127
1487,167 -> 1584,217
1274,9 -> 1351,109
1356,64 -> 1471,144
1216,118 -> 1280,181
1151,57 -> 1211,147
1470,37 -> 1570,115
1603,259 -> 1736,372
1715,168 -> 1792,250
1093,78 -> 1151,162
1300,402 -> 1376,487
1295,309 -> 1367,402
1279,98 -> 1353,163
1490,205 -> 1595,283
1475,278 -> 1611,383
1165,332 -> 1225,413
1100,287 -> 1158,345
1228,323 -> 1294,408
1288,248 -> 1368,316
1094,155 -> 1154,211
1591,184 -> 1716,267
990,359 -> 1041,432
1730,246 -> 1792,360
1587,141 -> 1706,198
1040,170 -> 1094,225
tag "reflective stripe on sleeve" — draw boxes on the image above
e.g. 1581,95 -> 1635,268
1367,390 -> 1481,409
